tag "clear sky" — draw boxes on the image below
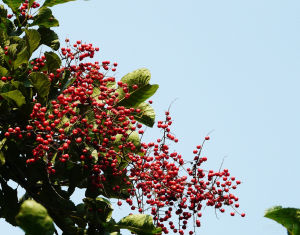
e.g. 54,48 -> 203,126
1,0 -> 300,234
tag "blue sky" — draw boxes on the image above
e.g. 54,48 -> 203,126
1,0 -> 300,234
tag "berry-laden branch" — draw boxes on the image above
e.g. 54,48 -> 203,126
0,1 -> 245,235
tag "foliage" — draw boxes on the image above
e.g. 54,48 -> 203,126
265,206 -> 300,235
0,0 -> 244,235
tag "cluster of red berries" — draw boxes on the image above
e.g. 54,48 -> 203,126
122,112 -> 245,234
4,38 -> 244,234
7,0 -> 40,19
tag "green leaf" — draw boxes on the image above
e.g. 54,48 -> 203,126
42,0 -> 76,8
25,29 -> 41,55
2,0 -> 23,12
118,84 -> 158,108
121,68 -> 151,86
14,47 -> 29,69
117,214 -> 162,235
0,66 -> 8,77
0,138 -> 6,165
117,68 -> 158,107
0,5 -> 8,17
265,206 -> 300,235
29,72 -> 51,99
44,51 -> 61,73
13,29 -> 39,69
7,43 -> 18,59
134,102 -> 155,127
0,24 -> 9,48
83,197 -> 113,223
0,152 -> 5,165
32,7 -> 59,28
104,232 -> 121,235
38,27 -> 60,50
16,199 -> 55,235
115,131 -> 140,149
0,89 -> 26,107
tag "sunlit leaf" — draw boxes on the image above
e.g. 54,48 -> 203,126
265,206 -> 300,235
42,0 -> 76,8
134,102 -> 155,127
16,199 -> 55,235
0,89 -> 26,107
117,214 -> 162,235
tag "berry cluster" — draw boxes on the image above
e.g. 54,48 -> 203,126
3,38 -> 244,234
7,0 -> 40,19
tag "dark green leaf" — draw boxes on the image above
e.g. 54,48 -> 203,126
38,27 -> 60,50
42,0 -> 76,8
0,24 -> 9,48
44,51 -> 61,73
0,89 -> 26,106
134,102 -> 155,127
0,5 -> 7,17
0,180 -> 19,226
83,197 -> 113,223
16,199 -> 55,235
29,72 -> 51,99
2,0 -> 23,12
32,7 -> 59,28
265,206 -> 300,235
14,46 -> 29,69
117,214 -> 162,235
25,29 -> 41,55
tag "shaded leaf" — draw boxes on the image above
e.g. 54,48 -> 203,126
13,46 -> 29,69
84,197 -> 113,223
0,180 -> 19,226
25,29 -> 41,55
16,199 -> 55,235
45,51 -> 61,73
0,89 -> 26,106
38,27 -> 60,50
32,8 -> 59,28
2,0 -> 23,12
265,206 -> 300,235
42,0 -> 76,8
134,102 -> 155,127
117,214 -> 162,235
0,23 -> 9,48
29,72 -> 51,99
